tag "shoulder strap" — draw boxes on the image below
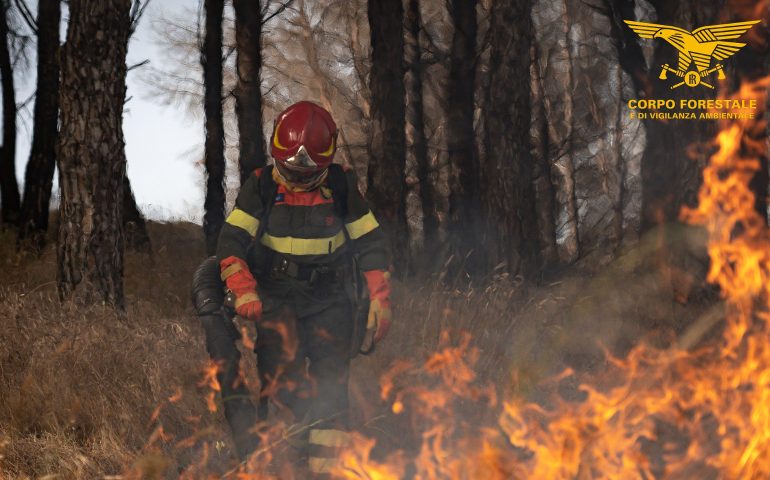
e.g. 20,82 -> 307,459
256,165 -> 278,240
327,163 -> 349,220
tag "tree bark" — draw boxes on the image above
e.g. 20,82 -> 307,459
19,0 -> 61,250
0,0 -> 19,226
722,4 -> 769,222
367,0 -> 408,273
122,173 -> 151,253
481,0 -> 537,275
57,0 -> 132,307
233,0 -> 268,183
641,0 -> 723,229
201,0 -> 226,255
405,0 -> 437,265
446,0 -> 479,273
530,44 -> 557,266
532,0 -> 579,264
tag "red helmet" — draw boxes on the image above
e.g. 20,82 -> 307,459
270,101 -> 338,188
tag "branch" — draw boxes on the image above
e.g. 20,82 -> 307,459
196,0 -> 204,52
17,89 -> 34,110
262,0 -> 294,25
13,0 -> 37,34
130,0 -> 153,37
128,58 -> 150,71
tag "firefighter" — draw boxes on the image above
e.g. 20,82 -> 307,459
191,101 -> 391,473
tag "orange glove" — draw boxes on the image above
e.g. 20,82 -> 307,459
363,270 -> 392,342
220,256 -> 263,321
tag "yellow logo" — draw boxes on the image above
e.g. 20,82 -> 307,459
624,20 -> 759,90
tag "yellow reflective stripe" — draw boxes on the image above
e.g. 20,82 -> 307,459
309,429 -> 350,448
220,262 -> 243,281
226,208 -> 260,237
260,231 -> 346,256
345,211 -> 379,240
235,292 -> 259,308
308,456 -> 337,474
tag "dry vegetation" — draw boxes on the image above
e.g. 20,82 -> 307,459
0,220 -> 714,478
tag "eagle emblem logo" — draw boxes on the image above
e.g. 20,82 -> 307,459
624,20 -> 760,90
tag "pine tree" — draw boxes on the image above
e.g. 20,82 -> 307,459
57,0 -> 133,306
201,0 -> 226,255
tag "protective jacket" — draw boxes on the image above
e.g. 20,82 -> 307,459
217,165 -> 388,293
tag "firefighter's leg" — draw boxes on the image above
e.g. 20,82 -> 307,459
301,301 -> 354,477
192,257 -> 259,460
255,303 -> 313,470
255,303 -> 311,424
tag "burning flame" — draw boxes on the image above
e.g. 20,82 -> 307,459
325,79 -> 770,478
199,360 -> 222,414
133,70 -> 770,480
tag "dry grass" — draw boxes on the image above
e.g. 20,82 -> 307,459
0,221 -> 714,478
0,222 -> 229,478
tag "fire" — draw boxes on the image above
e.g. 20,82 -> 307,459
199,359 -> 222,413
132,68 -> 770,480
326,78 -> 770,478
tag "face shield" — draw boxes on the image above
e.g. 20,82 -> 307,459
275,145 -> 329,190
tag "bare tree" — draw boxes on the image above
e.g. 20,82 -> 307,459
367,0 -> 408,272
119,1 -> 154,254
122,174 -> 151,253
0,0 -> 19,226
639,0 -> 722,228
18,0 -> 60,250
530,43 -> 557,266
57,0 -> 133,306
405,0 -> 438,265
260,0 -> 371,167
201,0 -> 226,255
481,0 -> 538,275
446,0 -> 479,273
233,0 -> 268,182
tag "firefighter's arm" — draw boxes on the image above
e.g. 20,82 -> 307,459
216,171 -> 265,321
342,168 -> 392,341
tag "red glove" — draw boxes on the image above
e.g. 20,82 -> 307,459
363,270 -> 392,342
220,256 -> 262,321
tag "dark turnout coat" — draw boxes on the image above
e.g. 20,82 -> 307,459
219,166 -> 386,269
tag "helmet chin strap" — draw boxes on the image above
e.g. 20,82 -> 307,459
273,162 -> 329,191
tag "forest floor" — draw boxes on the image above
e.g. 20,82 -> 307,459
0,220 -> 721,478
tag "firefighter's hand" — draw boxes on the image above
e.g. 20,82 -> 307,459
363,270 -> 392,344
235,291 -> 263,321
368,297 -> 392,342
220,256 -> 262,321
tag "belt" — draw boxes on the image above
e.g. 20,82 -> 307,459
269,255 -> 343,283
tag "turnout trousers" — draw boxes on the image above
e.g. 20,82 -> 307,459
192,257 -> 353,473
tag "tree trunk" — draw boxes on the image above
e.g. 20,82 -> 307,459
19,0 -> 61,251
446,0 -> 479,273
233,0 -> 268,183
123,173 -> 151,253
0,0 -> 19,226
530,44 -> 557,267
201,0 -> 226,255
532,0 -> 579,264
722,4 -> 770,222
641,0 -> 723,229
57,0 -> 132,307
481,0 -> 537,275
404,0 -> 437,266
367,0 -> 408,273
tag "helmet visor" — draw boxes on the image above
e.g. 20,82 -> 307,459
275,161 -> 328,190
